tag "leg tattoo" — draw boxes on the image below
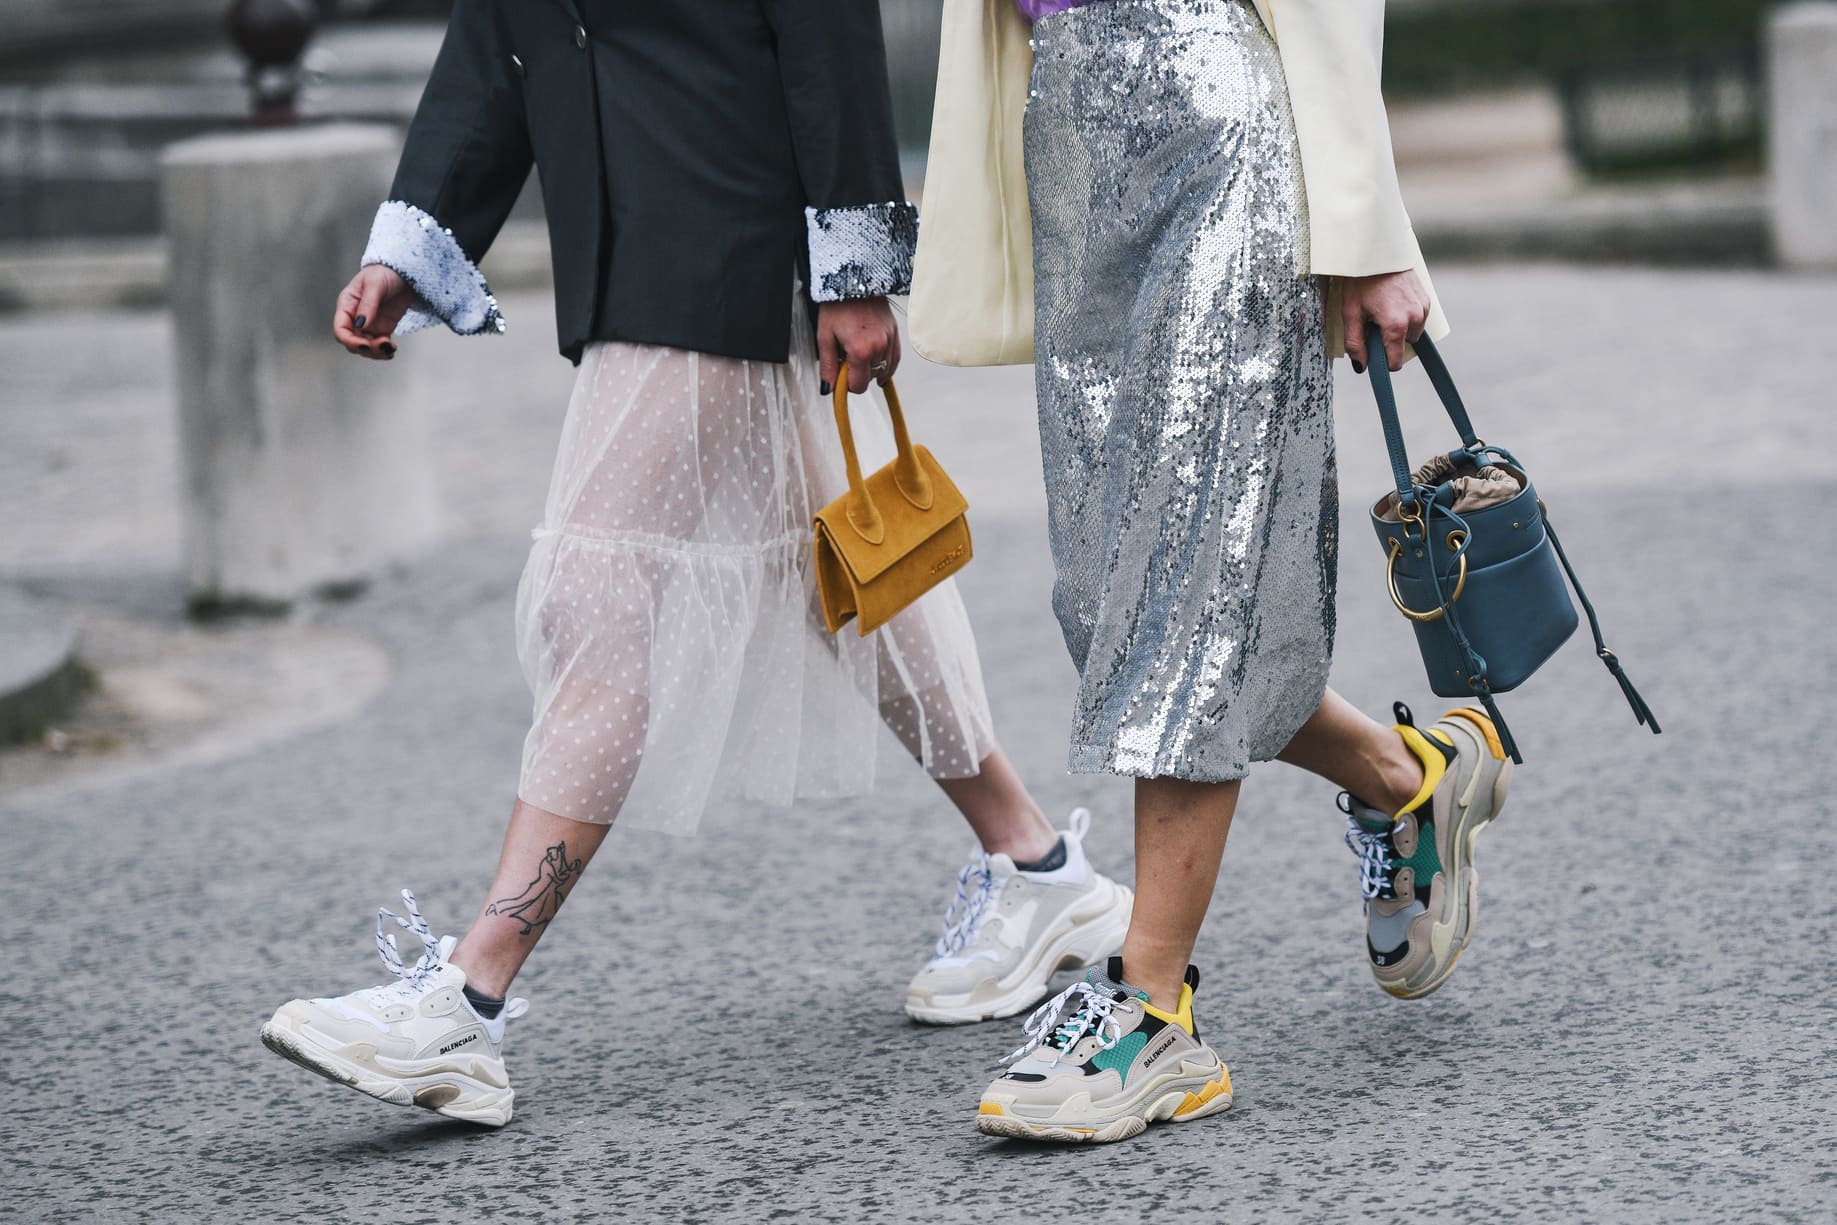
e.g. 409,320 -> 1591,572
485,841 -> 583,936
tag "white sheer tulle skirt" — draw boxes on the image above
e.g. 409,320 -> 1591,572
513,289 -> 995,834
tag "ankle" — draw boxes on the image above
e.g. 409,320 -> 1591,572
449,945 -> 514,999
1375,730 -> 1427,813
1116,949 -> 1189,1017
1141,982 -> 1186,1015
979,808 -> 1059,864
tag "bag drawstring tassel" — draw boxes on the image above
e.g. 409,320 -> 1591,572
1543,516 -> 1662,737
1598,649 -> 1660,733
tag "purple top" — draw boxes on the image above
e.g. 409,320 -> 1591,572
1017,0 -> 1102,21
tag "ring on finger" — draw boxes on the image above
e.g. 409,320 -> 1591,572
871,359 -> 890,375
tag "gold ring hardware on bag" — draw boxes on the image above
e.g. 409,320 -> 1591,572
812,364 -> 973,636
1386,536 -> 1467,623
1397,501 -> 1425,540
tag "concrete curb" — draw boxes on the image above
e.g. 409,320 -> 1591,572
0,584 -> 84,744
1412,180 -> 1770,266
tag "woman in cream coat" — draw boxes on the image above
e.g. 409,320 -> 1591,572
911,0 -> 1515,1143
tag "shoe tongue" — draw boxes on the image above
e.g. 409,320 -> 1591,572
1087,956 -> 1143,1001
1348,796 -> 1395,835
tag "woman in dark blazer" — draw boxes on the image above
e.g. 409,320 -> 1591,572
259,0 -> 1136,1129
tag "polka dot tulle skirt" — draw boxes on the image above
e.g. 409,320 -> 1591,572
513,294 -> 994,833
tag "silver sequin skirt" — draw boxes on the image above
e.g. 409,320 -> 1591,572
1026,0 -> 1336,782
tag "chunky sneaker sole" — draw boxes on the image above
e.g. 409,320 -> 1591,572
976,1051 -> 1232,1144
906,877 -> 1134,1025
261,1003 -> 516,1128
1377,707 -> 1513,1000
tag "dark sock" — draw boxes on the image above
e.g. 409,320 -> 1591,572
463,984 -> 505,1019
1013,835 -> 1067,874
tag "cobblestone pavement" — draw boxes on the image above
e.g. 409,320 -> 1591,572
2,265 -> 1834,1222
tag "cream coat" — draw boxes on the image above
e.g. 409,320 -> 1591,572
908,0 -> 1448,366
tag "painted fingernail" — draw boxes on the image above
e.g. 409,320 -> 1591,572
820,381 -> 831,396
380,342 -> 395,355
1351,359 -> 1365,374
354,315 -> 367,329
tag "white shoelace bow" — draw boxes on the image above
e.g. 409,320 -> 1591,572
1001,980 -> 1126,1067
359,888 -> 453,1007
1341,795 -> 1395,902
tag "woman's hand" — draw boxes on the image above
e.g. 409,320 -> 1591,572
332,265 -> 416,360
1340,269 -> 1431,373
816,297 -> 900,394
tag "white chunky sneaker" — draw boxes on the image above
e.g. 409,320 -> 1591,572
261,890 -> 528,1128
906,808 -> 1134,1025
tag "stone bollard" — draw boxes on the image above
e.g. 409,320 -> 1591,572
1769,3 -> 1837,269
160,122 -> 439,614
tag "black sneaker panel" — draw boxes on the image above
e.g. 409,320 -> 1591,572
1368,934 -> 1411,968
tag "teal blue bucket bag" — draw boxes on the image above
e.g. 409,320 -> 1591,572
1363,323 -> 1659,762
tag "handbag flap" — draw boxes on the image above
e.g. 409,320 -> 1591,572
813,445 -> 969,585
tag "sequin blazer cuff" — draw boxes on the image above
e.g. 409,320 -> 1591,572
360,200 -> 506,337
804,202 -> 919,303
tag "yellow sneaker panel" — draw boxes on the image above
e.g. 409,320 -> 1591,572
1443,707 -> 1507,761
1141,981 -> 1196,1035
1393,723 -> 1455,819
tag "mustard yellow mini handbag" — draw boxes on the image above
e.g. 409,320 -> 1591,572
814,369 -> 972,636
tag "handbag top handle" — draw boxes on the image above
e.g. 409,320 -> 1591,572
830,364 -> 936,545
1362,322 -> 1485,513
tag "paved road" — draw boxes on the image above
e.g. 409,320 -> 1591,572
4,266 -> 1834,1222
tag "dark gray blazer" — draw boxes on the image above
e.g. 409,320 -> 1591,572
361,0 -> 917,364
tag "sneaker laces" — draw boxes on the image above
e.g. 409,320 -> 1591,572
363,889 -> 447,1005
1340,793 -> 1395,904
1000,980 -> 1125,1067
934,853 -> 1002,957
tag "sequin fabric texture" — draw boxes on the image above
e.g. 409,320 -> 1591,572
513,284 -> 994,834
804,202 -> 920,302
1026,0 -> 1337,782
361,200 -> 505,336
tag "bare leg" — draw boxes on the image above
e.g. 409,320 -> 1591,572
448,800 -> 612,997
1120,776 -> 1241,1012
933,745 -> 1058,862
1275,687 -> 1424,813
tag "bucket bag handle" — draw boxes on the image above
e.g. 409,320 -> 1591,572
1363,327 -> 1487,514
830,364 -> 936,545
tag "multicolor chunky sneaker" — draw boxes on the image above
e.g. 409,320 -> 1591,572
976,957 -> 1232,1144
1343,704 -> 1514,999
261,891 -> 528,1128
907,808 -> 1134,1025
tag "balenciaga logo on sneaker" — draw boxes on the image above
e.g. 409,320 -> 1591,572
1140,1031 -> 1180,1070
440,1033 -> 480,1055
